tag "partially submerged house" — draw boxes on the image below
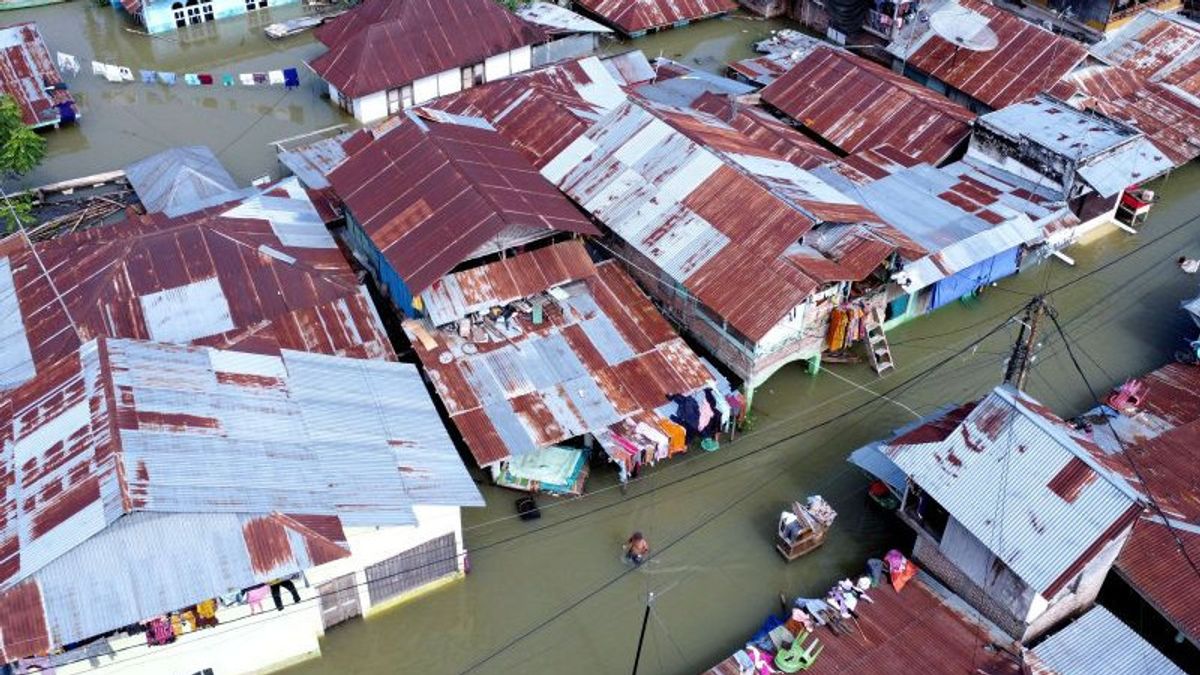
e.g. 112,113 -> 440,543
0,178 -> 392,390
113,0 -> 299,34
404,240 -> 717,490
542,95 -> 919,397
814,154 -> 1052,326
727,29 -> 824,87
515,1 -> 612,67
308,0 -> 548,124
886,0 -> 1087,113
123,145 -> 240,216
760,46 -> 976,165
849,385 -> 1143,641
0,336 -> 481,675
1021,0 -> 1183,36
0,22 -> 76,128
1057,10 -> 1200,169
573,0 -> 737,37
966,95 -> 1173,248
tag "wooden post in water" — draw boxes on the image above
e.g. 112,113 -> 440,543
631,591 -> 655,675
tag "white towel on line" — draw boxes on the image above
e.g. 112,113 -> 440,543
267,70 -> 284,85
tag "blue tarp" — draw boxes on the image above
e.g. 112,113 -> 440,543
930,247 -> 1020,311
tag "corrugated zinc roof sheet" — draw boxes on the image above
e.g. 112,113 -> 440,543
1028,605 -> 1185,675
760,46 -> 974,165
1116,518 -> 1200,647
329,113 -> 598,296
123,146 -> 239,216
0,22 -> 73,127
310,0 -> 547,98
516,1 -> 613,34
0,179 -> 393,390
407,240 -> 713,466
427,54 -> 635,169
882,385 -> 1141,594
692,93 -> 837,170
574,0 -> 737,35
888,0 -> 1087,110
0,336 -> 478,658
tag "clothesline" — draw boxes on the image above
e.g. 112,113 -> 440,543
58,51 -> 301,89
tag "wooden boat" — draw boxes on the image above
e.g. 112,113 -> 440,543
775,496 -> 835,562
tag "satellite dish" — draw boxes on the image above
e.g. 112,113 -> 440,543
929,9 -> 999,51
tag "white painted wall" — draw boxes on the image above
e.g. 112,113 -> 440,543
58,506 -> 464,675
353,90 -> 389,126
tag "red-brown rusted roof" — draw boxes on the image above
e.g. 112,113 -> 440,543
309,0 -> 547,99
706,576 -> 1022,675
328,114 -> 597,296
408,241 -> 713,466
894,0 -> 1087,110
0,184 -> 392,389
427,56 -> 629,169
692,92 -> 838,170
0,22 -> 73,127
761,47 -> 975,165
575,0 -> 736,35
1117,518 -> 1200,646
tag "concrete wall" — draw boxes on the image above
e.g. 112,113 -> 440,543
56,506 -> 464,675
141,0 -> 299,34
912,532 -> 1029,639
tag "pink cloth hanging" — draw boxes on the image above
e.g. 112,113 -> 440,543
246,585 -> 270,613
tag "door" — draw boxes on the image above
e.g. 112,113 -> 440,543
318,573 -> 362,629
173,1 -> 186,27
364,533 -> 458,607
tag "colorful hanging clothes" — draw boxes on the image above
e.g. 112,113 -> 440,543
118,66 -> 134,82
222,73 -> 236,87
90,60 -> 105,76
253,72 -> 268,85
183,73 -> 201,86
696,395 -> 714,434
283,67 -> 300,88
268,69 -> 285,85
140,70 -> 156,84
658,418 -> 686,455
826,308 -> 849,351
239,73 -> 255,86
103,64 -> 122,83
635,421 -> 669,461
198,73 -> 214,85
158,71 -> 176,85
145,617 -> 174,646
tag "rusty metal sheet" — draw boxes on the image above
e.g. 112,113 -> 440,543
404,241 -> 713,467
0,22 -> 73,127
890,0 -> 1087,110
761,47 -> 974,165
1117,518 -> 1200,646
309,0 -> 547,98
872,385 -> 1141,594
574,0 -> 736,35
692,93 -> 836,170
329,115 -> 597,295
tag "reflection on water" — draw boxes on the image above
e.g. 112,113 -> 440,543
602,13 -> 794,74
4,0 -> 350,188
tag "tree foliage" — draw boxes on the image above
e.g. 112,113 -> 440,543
0,95 -> 45,232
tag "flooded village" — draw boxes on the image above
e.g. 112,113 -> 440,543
0,0 -> 1199,674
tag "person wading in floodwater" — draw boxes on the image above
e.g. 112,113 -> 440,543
625,532 -> 649,565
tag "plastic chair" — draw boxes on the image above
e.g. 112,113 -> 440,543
774,631 -> 823,672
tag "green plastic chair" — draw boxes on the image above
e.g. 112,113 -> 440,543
774,631 -> 823,672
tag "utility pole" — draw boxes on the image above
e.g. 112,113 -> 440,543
631,591 -> 655,675
1004,296 -> 1046,392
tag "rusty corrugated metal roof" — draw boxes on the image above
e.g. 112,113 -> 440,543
889,0 -> 1087,110
0,22 -> 73,127
692,93 -> 837,170
0,178 -> 393,390
574,0 -> 737,35
706,575 -> 1022,675
542,96 -> 908,340
0,336 -> 479,658
761,47 -> 974,165
1059,11 -> 1200,167
309,0 -> 547,98
1117,518 -> 1200,647
867,385 -> 1141,595
329,113 -> 598,296
427,54 -> 635,169
406,240 -> 712,466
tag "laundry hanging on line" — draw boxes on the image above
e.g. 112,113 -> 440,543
87,60 -> 301,88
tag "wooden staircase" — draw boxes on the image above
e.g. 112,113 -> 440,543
865,307 -> 894,375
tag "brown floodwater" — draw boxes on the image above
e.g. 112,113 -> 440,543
6,3 -> 1199,674
3,1 -> 351,190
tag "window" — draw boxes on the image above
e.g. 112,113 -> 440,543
246,0 -> 268,10
386,85 -> 413,115
461,63 -> 484,90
